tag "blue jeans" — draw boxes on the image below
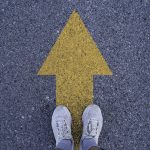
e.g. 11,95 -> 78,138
55,138 -> 103,150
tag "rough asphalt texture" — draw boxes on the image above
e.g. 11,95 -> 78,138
0,0 -> 150,150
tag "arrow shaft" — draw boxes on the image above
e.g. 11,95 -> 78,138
38,11 -> 113,150
56,75 -> 93,147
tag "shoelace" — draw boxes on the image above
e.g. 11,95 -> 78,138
56,119 -> 71,140
86,119 -> 99,137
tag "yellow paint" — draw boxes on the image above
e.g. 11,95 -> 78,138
38,10 -> 112,149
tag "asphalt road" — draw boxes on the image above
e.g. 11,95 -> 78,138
0,0 -> 150,150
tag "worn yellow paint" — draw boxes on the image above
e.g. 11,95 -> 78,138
38,10 -> 112,149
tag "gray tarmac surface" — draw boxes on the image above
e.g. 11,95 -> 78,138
0,0 -> 150,150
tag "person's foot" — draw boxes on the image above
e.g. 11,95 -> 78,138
51,105 -> 74,147
80,104 -> 103,149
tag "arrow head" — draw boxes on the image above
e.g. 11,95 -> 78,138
38,10 -> 112,76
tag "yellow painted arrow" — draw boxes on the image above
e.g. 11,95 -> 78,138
38,10 -> 112,149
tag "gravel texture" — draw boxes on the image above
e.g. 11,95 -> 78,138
0,0 -> 150,150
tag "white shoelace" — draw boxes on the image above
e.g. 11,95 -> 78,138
86,119 -> 99,137
56,119 -> 71,140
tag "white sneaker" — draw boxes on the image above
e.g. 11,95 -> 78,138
51,105 -> 74,149
80,104 -> 103,149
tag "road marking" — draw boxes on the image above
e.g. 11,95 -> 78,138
38,10 -> 112,149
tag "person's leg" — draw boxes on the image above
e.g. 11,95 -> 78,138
54,148 -> 62,150
52,105 -> 74,150
82,139 -> 104,150
55,139 -> 73,150
80,104 -> 103,150
88,146 -> 104,150
82,138 -> 97,150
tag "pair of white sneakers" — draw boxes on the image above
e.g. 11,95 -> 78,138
52,104 -> 103,150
